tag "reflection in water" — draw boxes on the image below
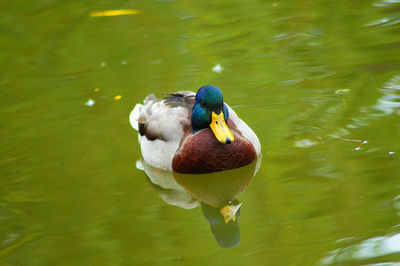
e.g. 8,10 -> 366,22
294,73 -> 400,149
341,74 -> 400,130
137,160 -> 199,209
321,186 -> 400,264
316,74 -> 400,264
321,232 -> 400,264
201,201 -> 241,248
373,75 -> 400,116
137,157 -> 261,248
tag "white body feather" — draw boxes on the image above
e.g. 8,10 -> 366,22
226,105 -> 261,156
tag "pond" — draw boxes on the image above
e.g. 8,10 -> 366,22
1,0 -> 400,265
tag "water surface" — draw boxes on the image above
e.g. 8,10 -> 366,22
1,0 -> 400,265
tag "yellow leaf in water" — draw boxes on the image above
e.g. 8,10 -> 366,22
114,95 -> 122,100
94,88 -> 100,92
90,9 -> 142,17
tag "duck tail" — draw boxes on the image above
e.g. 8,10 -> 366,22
129,104 -> 142,131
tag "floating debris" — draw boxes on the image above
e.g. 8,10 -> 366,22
90,9 -> 142,17
101,62 -> 106,67
114,95 -> 122,100
355,140 -> 368,150
294,139 -> 317,148
212,64 -> 223,73
341,138 -> 367,150
94,88 -> 100,92
121,61 -> 127,65
85,99 -> 95,107
335,89 -> 350,94
389,151 -> 395,155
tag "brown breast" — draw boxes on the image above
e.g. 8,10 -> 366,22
172,129 -> 257,174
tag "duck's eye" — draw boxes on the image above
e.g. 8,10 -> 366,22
200,102 -> 206,108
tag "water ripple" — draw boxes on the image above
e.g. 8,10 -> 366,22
321,232 -> 400,264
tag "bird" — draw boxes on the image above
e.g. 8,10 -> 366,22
129,85 -> 261,174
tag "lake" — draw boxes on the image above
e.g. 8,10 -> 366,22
1,0 -> 400,265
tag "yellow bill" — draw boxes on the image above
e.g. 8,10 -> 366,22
220,203 -> 242,224
210,111 -> 235,144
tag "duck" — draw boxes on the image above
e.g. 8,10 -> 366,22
129,85 -> 261,174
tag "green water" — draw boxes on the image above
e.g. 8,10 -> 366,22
1,0 -> 400,265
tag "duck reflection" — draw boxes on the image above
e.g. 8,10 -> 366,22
137,158 -> 261,248
200,200 -> 241,248
137,160 -> 199,210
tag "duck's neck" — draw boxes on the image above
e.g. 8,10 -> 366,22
192,128 -> 205,134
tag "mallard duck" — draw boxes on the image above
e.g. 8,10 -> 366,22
129,85 -> 261,174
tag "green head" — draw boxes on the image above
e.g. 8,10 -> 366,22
191,85 -> 234,144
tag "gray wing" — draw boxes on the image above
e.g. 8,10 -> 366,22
135,91 -> 195,142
